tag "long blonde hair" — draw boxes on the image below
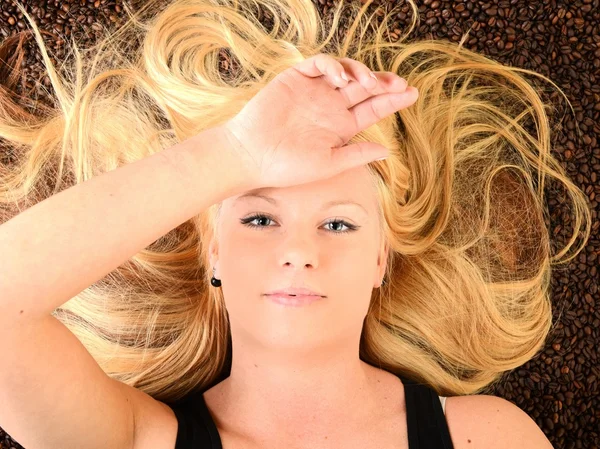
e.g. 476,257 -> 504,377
0,0 -> 591,401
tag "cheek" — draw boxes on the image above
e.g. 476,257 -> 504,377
217,235 -> 266,299
219,225 -> 377,283
334,244 -> 377,276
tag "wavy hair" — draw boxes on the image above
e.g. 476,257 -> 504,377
0,0 -> 591,401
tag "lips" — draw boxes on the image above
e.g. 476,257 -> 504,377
266,292 -> 324,307
265,287 -> 324,297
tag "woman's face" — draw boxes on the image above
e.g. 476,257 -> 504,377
210,165 -> 388,350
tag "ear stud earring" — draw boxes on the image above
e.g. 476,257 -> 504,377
211,267 -> 221,287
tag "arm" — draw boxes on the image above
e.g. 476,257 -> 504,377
0,125 -> 250,449
0,125 -> 250,328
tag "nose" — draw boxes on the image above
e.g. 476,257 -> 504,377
277,235 -> 319,272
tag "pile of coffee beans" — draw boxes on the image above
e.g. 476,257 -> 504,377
0,1 -> 598,448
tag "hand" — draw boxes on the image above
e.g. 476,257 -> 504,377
221,52 -> 419,190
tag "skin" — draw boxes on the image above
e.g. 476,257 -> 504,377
206,165 -> 395,445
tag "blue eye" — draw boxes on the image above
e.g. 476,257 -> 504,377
240,214 -> 359,234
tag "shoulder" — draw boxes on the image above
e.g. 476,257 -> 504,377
126,385 -> 179,449
445,394 -> 555,449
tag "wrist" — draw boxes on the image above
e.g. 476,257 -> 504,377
168,125 -> 255,204
213,123 -> 259,192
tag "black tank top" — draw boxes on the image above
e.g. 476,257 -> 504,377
165,372 -> 455,449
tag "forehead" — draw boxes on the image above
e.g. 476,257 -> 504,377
222,166 -> 378,213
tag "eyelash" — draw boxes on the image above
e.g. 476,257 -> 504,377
240,213 -> 359,234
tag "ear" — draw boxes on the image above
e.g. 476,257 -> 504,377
377,240 -> 389,286
208,238 -> 218,274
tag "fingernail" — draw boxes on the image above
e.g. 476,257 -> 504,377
340,70 -> 348,81
370,72 -> 377,79
375,156 -> 388,161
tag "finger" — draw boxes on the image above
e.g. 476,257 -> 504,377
293,53 -> 408,103
334,58 -> 409,109
292,53 -> 339,80
336,57 -> 382,90
293,53 -> 371,90
292,53 -> 345,90
337,72 -> 409,109
348,86 -> 419,131
335,57 -> 408,97
330,140 -> 391,173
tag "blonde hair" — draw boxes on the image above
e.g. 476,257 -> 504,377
0,0 -> 591,401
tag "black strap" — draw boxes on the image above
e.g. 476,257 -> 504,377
167,389 -> 221,449
400,375 -> 455,449
169,368 -> 454,449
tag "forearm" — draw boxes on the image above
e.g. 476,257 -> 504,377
0,125 -> 251,327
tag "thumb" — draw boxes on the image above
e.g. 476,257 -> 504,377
331,141 -> 389,171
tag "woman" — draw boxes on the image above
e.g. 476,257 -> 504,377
0,0 -> 590,448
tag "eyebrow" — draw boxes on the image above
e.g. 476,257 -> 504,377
234,192 -> 368,215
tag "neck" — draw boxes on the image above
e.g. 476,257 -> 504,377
205,330 -> 392,442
